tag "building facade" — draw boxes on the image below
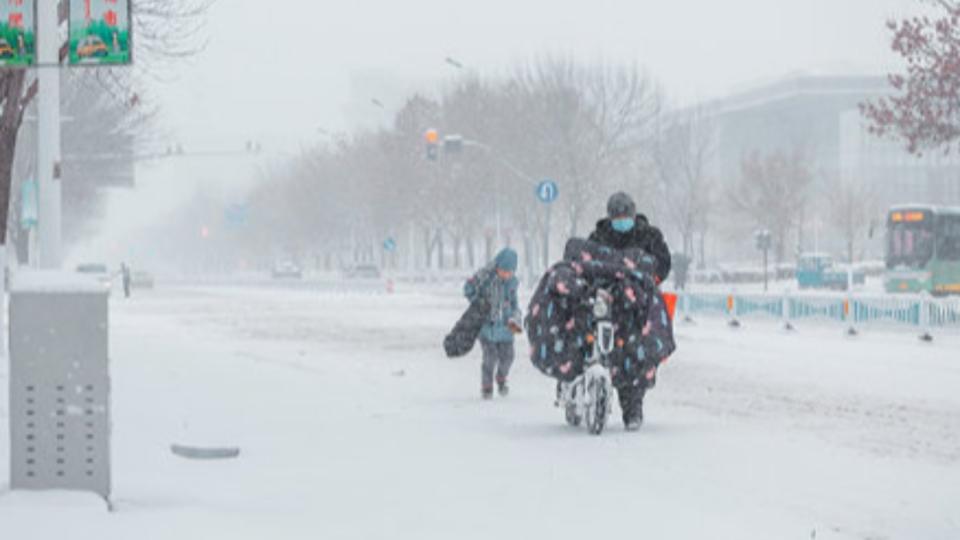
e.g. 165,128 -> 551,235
697,74 -> 960,261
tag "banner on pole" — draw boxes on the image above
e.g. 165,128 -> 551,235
68,0 -> 132,65
0,0 -> 36,67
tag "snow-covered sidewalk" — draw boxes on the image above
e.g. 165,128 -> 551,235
1,285 -> 958,539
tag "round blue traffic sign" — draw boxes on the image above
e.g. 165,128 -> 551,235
536,180 -> 559,204
383,237 -> 397,252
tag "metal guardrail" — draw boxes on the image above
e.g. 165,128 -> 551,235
678,291 -> 960,334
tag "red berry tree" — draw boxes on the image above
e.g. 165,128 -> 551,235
862,0 -> 960,154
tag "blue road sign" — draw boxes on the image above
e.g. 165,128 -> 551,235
383,237 -> 397,252
536,180 -> 559,204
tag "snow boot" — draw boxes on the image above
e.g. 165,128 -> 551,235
624,409 -> 643,431
482,386 -> 494,400
497,377 -> 509,397
620,385 -> 645,431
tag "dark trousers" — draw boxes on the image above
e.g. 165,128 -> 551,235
616,382 -> 647,420
480,339 -> 514,389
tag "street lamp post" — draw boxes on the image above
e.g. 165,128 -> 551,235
36,0 -> 62,268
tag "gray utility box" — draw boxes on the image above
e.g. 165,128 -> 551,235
8,272 -> 111,503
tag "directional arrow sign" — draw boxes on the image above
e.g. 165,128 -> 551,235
536,180 -> 558,204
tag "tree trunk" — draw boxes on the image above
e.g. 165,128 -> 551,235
568,204 -> 581,239
423,227 -> 435,269
523,234 -> 534,285
774,226 -> 788,266
698,231 -> 707,270
436,228 -> 445,270
796,204 -> 806,256
0,69 -> 27,356
466,235 -> 475,269
0,70 -> 26,244
452,234 -> 462,269
530,236 -> 540,274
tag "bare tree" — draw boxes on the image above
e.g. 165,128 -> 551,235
824,176 -> 879,264
141,57 -> 669,276
0,0 -> 211,257
391,94 -> 445,268
515,56 -> 660,237
727,148 -> 814,263
861,0 -> 960,154
655,107 -> 715,264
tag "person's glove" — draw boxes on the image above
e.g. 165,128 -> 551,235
642,360 -> 659,389
507,317 -> 522,334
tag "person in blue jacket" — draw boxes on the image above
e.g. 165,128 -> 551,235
463,248 -> 522,399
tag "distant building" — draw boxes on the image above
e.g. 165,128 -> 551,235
704,73 -> 960,211
838,108 -> 960,207
685,74 -> 960,263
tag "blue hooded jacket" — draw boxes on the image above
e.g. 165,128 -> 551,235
463,249 -> 521,343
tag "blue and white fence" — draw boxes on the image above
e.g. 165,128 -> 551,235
677,291 -> 960,334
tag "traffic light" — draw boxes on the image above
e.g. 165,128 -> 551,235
425,128 -> 439,161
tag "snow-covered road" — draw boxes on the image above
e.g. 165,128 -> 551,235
2,284 -> 958,539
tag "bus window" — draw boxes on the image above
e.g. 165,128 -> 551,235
887,222 -> 935,268
937,216 -> 960,261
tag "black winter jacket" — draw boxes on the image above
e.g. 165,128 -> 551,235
588,214 -> 672,282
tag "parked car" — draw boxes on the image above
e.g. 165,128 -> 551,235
76,263 -> 113,291
272,261 -> 303,279
343,264 -> 381,280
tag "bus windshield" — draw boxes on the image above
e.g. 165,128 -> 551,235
887,221 -> 935,269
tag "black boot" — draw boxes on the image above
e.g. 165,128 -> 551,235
496,377 -> 509,397
619,385 -> 646,431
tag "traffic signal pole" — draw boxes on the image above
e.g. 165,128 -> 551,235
36,0 -> 63,268
462,139 -> 537,249
433,132 -> 554,272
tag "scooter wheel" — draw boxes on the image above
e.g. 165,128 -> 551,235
585,380 -> 609,435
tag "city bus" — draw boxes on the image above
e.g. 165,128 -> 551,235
885,205 -> 960,295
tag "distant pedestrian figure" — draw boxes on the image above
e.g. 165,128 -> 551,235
121,263 -> 132,299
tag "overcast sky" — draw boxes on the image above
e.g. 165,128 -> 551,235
77,0 -> 926,263
154,0 -> 919,153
